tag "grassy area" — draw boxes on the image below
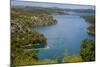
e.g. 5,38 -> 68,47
62,55 -> 82,63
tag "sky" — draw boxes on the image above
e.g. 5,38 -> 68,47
13,0 -> 95,5
11,0 -> 95,9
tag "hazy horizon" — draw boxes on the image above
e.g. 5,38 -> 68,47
11,1 -> 95,10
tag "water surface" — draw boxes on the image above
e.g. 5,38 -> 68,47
34,14 -> 94,60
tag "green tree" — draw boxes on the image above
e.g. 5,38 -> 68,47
80,39 -> 95,61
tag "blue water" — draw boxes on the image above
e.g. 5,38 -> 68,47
68,12 -> 95,16
34,14 -> 94,60
70,13 -> 95,16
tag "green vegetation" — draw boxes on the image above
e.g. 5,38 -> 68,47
81,16 -> 95,61
11,6 -> 57,66
80,39 -> 95,61
11,51 -> 57,66
83,16 -> 95,35
11,6 -> 66,15
62,55 -> 82,63
11,11 -> 57,30
11,6 -> 95,66
87,25 -> 95,35
62,49 -> 82,63
63,39 -> 95,63
83,16 -> 95,24
11,28 -> 48,66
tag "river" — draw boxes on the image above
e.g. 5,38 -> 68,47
34,13 -> 94,60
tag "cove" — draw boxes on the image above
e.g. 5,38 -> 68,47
34,14 -> 94,60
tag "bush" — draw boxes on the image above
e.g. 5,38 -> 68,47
80,39 -> 95,61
